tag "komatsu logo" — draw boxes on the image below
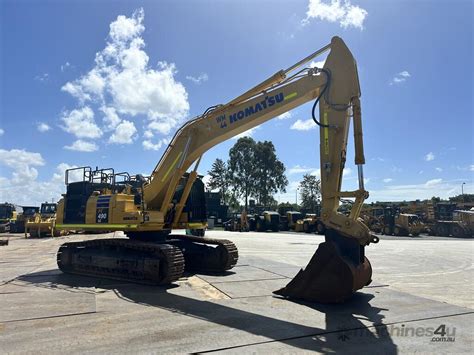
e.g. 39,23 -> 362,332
229,92 -> 284,124
215,92 -> 296,129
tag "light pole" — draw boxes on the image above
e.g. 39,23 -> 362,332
296,188 -> 299,206
462,182 -> 466,195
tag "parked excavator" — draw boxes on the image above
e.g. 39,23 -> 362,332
54,36 -> 378,303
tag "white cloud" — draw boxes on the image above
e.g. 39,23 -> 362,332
368,178 -> 472,202
311,169 -> 321,178
142,137 -> 170,151
64,140 -> 98,152
304,0 -> 368,30
35,73 -> 49,82
202,174 -> 212,189
383,178 -> 393,183
290,119 -> 315,131
186,73 -> 209,84
435,167 -> 443,172
390,71 -> 411,85
61,82 -> 91,102
456,165 -> 474,172
424,152 -> 435,161
0,161 -> 81,206
233,126 -> 260,140
309,59 -> 326,68
0,149 -> 45,170
0,128 -> 4,136
37,122 -> 51,132
425,178 -> 442,187
143,130 -> 154,139
147,119 -> 175,136
101,106 -> 121,130
52,163 -> 82,183
60,8 -> 190,147
343,167 -> 352,176
61,106 -> 102,139
277,112 -> 293,120
61,62 -> 71,72
108,120 -> 137,144
0,149 -> 45,186
288,165 -> 317,175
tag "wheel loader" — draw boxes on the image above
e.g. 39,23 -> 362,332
25,202 -> 67,238
280,211 -> 302,231
252,211 -> 280,232
10,206 -> 39,233
53,37 -> 378,303
382,206 -> 424,237
361,207 -> 384,233
294,213 -> 326,234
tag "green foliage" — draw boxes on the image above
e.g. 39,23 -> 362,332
449,194 -> 474,202
278,202 -> 299,215
299,174 -> 321,213
253,141 -> 288,206
228,137 -> 258,208
206,158 -> 229,203
208,137 -> 288,210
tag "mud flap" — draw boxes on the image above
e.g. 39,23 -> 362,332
273,229 -> 372,303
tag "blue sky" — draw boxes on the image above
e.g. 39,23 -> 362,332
0,0 -> 472,205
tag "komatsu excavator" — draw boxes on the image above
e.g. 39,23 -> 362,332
55,36 -> 378,303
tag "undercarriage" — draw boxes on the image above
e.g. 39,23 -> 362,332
57,234 -> 238,285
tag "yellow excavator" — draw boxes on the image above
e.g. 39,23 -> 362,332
54,36 -> 378,303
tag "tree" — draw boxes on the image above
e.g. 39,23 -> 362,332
228,137 -> 257,209
278,202 -> 300,215
252,141 -> 288,206
299,174 -> 321,213
449,194 -> 474,203
207,158 -> 230,203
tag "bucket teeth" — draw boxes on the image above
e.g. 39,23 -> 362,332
273,232 -> 372,303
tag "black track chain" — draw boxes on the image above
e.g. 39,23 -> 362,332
168,234 -> 238,271
57,238 -> 184,285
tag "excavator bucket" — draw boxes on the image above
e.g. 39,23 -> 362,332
273,229 -> 372,303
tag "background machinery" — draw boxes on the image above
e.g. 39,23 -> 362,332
361,206 -> 385,234
12,206 -> 39,233
25,202 -> 65,238
295,213 -> 326,234
223,213 -> 243,232
429,203 -> 473,237
381,206 -> 423,237
0,203 -> 17,233
54,36 -> 377,303
251,211 -> 280,232
280,211 -> 302,231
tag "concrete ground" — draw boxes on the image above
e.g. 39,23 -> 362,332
0,230 -> 472,354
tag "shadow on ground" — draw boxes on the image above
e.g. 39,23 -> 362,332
15,269 -> 398,353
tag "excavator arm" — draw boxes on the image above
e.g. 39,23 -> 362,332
143,36 -> 377,303
56,36 -> 376,303
146,36 -> 374,245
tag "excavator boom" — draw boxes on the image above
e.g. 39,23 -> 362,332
55,36 -> 377,303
